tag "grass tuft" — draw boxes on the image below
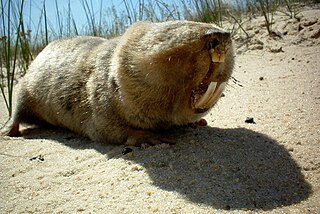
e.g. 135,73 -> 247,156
1,0 -> 26,116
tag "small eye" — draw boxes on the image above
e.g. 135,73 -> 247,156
208,39 -> 220,50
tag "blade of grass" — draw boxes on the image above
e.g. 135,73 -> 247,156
81,0 -> 97,36
155,0 -> 176,21
43,1 -> 49,45
9,0 -> 25,116
72,17 -> 79,36
55,0 -> 63,38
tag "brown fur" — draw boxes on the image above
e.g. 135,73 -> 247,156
1,21 -> 234,145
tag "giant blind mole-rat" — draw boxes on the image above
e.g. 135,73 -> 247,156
1,21 -> 234,146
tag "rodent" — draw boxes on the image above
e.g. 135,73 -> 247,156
1,21 -> 234,146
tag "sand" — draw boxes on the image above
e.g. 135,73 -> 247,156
1,7 -> 319,214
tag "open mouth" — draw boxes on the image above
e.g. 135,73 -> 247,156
191,45 -> 227,114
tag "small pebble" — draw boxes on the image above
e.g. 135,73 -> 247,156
245,117 -> 256,124
259,76 -> 264,81
30,157 -> 37,161
30,155 -> 44,161
122,147 -> 133,155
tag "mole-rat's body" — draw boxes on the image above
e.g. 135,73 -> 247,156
1,21 -> 234,145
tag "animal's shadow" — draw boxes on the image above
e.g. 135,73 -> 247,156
21,126 -> 311,211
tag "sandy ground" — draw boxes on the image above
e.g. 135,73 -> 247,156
1,7 -> 319,214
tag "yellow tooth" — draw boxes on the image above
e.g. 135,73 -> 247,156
209,49 -> 225,63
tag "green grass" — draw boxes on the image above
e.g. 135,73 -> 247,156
0,0 -> 317,117
1,0 -> 27,116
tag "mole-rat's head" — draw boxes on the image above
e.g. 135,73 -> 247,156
112,21 -> 234,125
